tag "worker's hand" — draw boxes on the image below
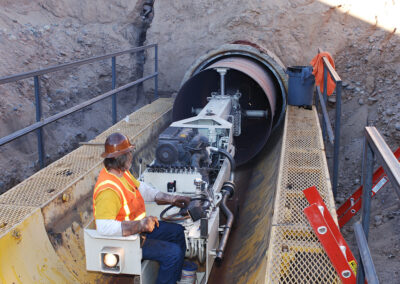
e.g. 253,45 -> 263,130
140,216 -> 159,233
155,192 -> 191,208
151,216 -> 159,228
172,195 -> 191,208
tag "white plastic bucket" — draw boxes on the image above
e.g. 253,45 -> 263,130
179,261 -> 198,284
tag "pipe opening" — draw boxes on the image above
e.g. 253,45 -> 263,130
191,52 -> 286,131
173,46 -> 286,165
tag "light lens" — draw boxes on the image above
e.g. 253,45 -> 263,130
103,253 -> 119,267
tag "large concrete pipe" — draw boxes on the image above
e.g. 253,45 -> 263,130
173,42 -> 287,165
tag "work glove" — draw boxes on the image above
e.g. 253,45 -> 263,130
139,216 -> 159,233
122,216 -> 159,236
171,195 -> 191,208
155,192 -> 191,208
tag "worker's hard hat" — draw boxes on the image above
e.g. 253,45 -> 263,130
101,133 -> 136,158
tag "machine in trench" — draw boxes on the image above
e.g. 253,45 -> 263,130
84,45 -> 286,283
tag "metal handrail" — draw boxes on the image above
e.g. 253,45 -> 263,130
365,127 -> 400,197
322,56 -> 341,82
315,86 -> 334,143
356,126 -> 400,284
0,73 -> 157,146
0,44 -> 156,84
354,222 -> 379,284
314,48 -> 342,198
0,44 -> 158,168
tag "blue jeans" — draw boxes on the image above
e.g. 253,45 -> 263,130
142,221 -> 186,284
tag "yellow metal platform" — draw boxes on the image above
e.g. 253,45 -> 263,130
266,105 -> 340,283
0,98 -> 174,283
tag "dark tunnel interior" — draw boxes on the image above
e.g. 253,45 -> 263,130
172,57 -> 282,165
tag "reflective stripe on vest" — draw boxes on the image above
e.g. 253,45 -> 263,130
93,168 -> 145,222
134,212 -> 146,221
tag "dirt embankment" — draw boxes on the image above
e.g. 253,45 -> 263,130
0,0 -> 155,192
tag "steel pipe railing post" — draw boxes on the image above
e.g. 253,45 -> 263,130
154,45 -> 158,100
357,141 -> 374,284
322,65 -> 328,141
332,81 -> 342,197
111,56 -> 117,124
316,86 -> 334,144
354,222 -> 379,284
34,76 -> 44,168
314,86 -> 319,113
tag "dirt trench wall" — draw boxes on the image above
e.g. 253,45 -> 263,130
0,0 -> 155,192
145,1 -> 399,90
2,0 -> 399,194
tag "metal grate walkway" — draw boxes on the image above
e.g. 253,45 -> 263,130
266,106 -> 340,283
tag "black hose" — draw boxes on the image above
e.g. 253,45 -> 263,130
213,148 -> 235,181
217,148 -> 235,171
159,198 -> 210,221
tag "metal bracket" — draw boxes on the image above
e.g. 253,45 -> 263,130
303,186 -> 357,283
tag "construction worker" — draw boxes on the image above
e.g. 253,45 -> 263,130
93,132 -> 191,284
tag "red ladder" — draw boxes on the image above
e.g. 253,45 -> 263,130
337,147 -> 400,228
303,186 -> 357,283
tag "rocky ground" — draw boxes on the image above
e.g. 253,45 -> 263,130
326,30 -> 400,282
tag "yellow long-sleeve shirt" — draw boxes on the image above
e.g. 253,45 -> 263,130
94,172 -> 141,220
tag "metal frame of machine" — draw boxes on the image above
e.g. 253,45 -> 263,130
84,67 -> 270,283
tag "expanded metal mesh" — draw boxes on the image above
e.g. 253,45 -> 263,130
0,98 -> 173,235
266,106 -> 340,283
91,110 -> 169,144
268,226 -> 339,284
0,205 -> 36,237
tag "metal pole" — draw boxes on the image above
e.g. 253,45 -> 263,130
332,81 -> 342,198
316,87 -> 334,144
111,56 -> 117,124
354,222 -> 379,284
154,45 -> 158,99
322,65 -> 328,141
357,141 -> 374,284
215,68 -> 227,96
34,76 -> 44,168
220,72 -> 226,96
361,142 -> 374,238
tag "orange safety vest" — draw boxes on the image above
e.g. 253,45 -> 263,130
93,168 -> 146,221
